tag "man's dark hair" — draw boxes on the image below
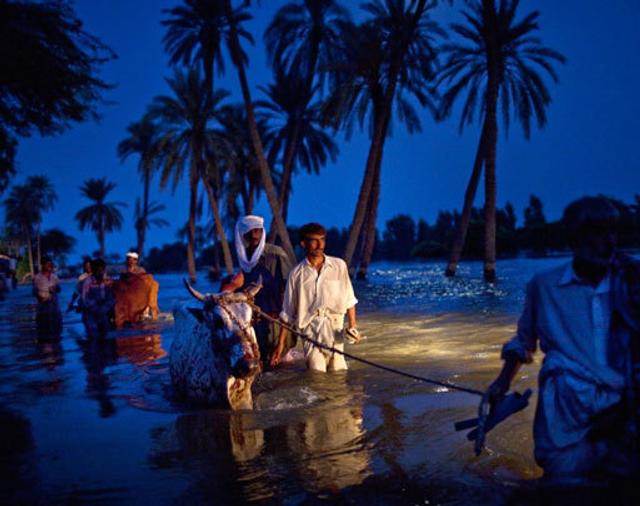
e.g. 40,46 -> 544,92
41,256 -> 52,265
299,223 -> 327,242
91,258 -> 106,272
563,196 -> 619,246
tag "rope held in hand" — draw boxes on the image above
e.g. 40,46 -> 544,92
249,303 -> 484,397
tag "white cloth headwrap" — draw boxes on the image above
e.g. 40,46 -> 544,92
235,215 -> 266,273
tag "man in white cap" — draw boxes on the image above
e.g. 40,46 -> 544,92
122,251 -> 146,277
223,215 -> 293,368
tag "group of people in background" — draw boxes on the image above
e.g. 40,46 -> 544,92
29,251 -> 157,340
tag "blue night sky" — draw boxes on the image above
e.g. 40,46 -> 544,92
11,0 -> 640,262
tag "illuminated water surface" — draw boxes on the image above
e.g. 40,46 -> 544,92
1,258 -> 574,505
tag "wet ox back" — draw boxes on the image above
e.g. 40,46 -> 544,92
112,274 -> 159,328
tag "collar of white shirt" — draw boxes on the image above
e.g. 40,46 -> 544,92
303,254 -> 335,272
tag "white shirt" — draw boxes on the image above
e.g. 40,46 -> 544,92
503,261 -> 624,457
280,255 -> 358,330
33,272 -> 59,301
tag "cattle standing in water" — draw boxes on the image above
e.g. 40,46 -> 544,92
112,274 -> 159,328
170,281 -> 262,410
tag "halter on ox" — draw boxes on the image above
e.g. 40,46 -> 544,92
171,279 -> 262,409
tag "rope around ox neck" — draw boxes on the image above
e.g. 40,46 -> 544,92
247,302 -> 484,397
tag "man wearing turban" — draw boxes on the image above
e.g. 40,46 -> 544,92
223,215 -> 294,368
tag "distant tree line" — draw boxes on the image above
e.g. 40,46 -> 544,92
142,194 -> 640,273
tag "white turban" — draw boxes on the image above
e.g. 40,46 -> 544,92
235,215 -> 266,273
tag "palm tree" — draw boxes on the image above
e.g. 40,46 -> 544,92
3,176 -> 57,275
117,115 -> 161,257
25,175 -> 57,268
4,184 -> 36,276
324,0 -> 442,274
258,70 -> 338,229
40,228 -> 76,267
162,0 -> 230,97
264,0 -> 348,237
221,0 -> 297,262
133,199 -> 169,256
216,104 -> 265,219
147,69 -> 234,281
75,178 -> 126,258
438,0 -> 565,281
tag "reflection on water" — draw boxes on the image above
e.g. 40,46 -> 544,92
0,260 -> 600,504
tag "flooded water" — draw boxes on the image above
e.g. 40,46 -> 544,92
1,258 -> 573,505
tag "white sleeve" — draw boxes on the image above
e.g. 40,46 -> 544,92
279,271 -> 297,324
341,261 -> 358,309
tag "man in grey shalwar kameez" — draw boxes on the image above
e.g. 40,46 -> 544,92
487,196 -> 640,484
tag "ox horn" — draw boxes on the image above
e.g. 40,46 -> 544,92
183,278 -> 207,302
245,275 -> 263,299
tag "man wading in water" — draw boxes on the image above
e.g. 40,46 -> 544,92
271,223 -> 362,372
222,215 -> 293,369
487,196 -> 640,486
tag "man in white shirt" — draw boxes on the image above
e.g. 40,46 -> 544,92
33,257 -> 60,303
487,196 -> 640,483
271,223 -> 362,372
32,257 -> 62,336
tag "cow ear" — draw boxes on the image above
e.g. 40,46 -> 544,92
187,308 -> 205,323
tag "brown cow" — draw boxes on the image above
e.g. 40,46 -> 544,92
111,273 -> 159,328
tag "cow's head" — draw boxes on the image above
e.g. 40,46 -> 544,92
184,279 -> 262,384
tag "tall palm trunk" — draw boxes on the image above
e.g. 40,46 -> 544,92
138,167 -> 151,257
36,227 -> 42,268
356,157 -> 381,280
342,98 -> 391,270
186,171 -> 198,282
445,123 -> 487,277
98,222 -> 105,259
202,178 -> 234,275
223,0 -> 295,263
246,181 -> 255,214
278,126 -> 299,222
483,0 -> 499,282
267,127 -> 298,243
271,25 -> 321,240
24,224 -> 34,277
343,0 -> 428,270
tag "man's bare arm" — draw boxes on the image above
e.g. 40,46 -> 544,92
270,326 -> 289,366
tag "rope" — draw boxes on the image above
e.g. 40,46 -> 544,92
249,302 -> 484,397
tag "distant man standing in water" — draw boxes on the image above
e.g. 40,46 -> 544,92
271,223 -> 362,372
487,196 -> 640,483
32,257 -> 62,336
81,258 -> 114,339
223,215 -> 293,368
121,251 -> 146,277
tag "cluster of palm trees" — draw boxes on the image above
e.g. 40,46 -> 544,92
117,0 -> 563,283
2,1 -> 560,282
3,174 -> 127,276
3,175 -> 57,276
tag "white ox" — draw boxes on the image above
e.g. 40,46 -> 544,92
170,281 -> 262,410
